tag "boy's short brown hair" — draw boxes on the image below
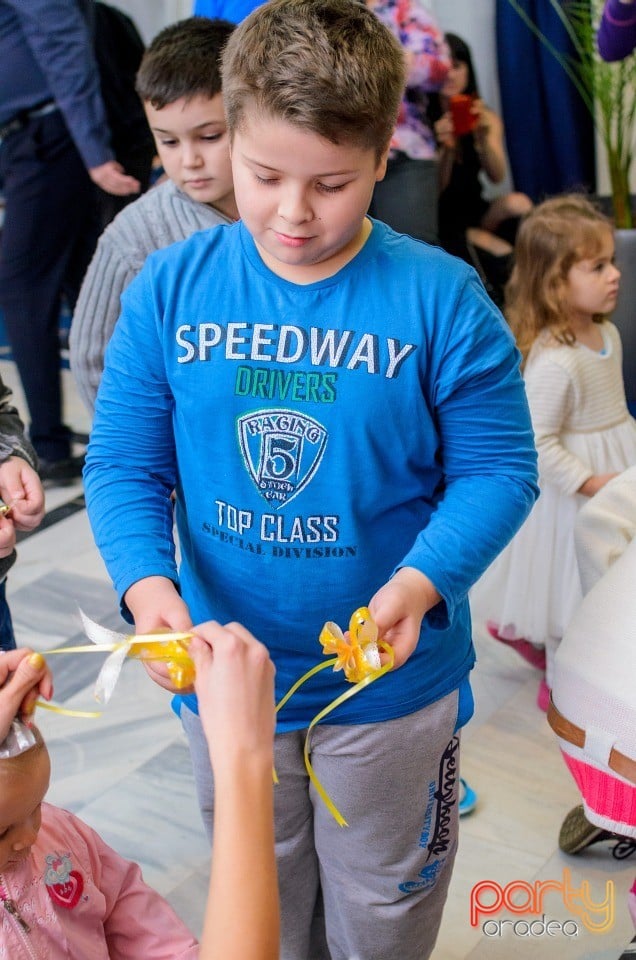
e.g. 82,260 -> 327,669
136,16 -> 235,110
221,0 -> 406,160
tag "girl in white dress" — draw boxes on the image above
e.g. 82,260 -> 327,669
470,194 -> 636,709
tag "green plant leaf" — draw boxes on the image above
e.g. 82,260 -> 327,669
503,0 -> 636,227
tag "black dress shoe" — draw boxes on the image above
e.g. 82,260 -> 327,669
38,454 -> 85,486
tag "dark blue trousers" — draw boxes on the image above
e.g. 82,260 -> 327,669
0,109 -> 99,460
0,578 -> 16,651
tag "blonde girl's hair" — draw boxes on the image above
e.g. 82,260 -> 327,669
505,194 -> 614,363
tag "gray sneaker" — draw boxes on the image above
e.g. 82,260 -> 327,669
559,805 -> 612,854
559,805 -> 636,860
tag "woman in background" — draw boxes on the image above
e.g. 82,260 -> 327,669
432,33 -> 532,300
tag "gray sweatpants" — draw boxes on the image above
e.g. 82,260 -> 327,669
181,691 -> 460,960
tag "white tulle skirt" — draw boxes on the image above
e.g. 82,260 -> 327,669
470,419 -> 636,646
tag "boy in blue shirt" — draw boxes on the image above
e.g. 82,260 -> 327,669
85,1 -> 538,956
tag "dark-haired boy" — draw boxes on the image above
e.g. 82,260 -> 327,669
85,1 -> 539,957
70,16 -> 237,413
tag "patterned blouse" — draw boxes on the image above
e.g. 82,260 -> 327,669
370,0 -> 449,159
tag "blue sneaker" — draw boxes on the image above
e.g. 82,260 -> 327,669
459,778 -> 477,816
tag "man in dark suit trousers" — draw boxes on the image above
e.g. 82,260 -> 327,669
0,0 -> 140,481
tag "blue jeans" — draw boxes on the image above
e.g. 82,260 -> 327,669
0,579 -> 16,651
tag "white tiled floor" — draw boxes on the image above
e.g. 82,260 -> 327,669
2,359 -> 634,959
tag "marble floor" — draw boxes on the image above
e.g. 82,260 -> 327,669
2,358 -> 634,960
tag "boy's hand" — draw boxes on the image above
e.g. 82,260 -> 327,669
191,621 -> 275,781
124,576 -> 193,692
0,456 -> 45,531
0,515 -> 15,559
369,567 -> 441,669
0,648 -> 53,738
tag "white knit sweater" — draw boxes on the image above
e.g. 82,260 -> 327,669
524,322 -> 631,496
70,180 -> 232,413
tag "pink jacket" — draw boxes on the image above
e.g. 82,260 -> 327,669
0,803 -> 199,959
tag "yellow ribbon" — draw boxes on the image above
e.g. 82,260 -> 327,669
32,626 -> 196,718
34,700 -> 102,718
44,633 -> 194,656
32,608 -> 393,827
275,608 -> 394,827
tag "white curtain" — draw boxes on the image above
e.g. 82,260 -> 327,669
108,0 -> 192,43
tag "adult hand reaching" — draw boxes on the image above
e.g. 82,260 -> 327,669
89,160 -> 141,197
191,620 -> 276,780
190,621 -> 279,960
0,649 -> 53,739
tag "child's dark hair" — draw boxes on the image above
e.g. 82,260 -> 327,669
136,16 -> 235,109
221,0 -> 406,161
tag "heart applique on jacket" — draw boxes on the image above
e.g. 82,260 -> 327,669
43,852 -> 84,909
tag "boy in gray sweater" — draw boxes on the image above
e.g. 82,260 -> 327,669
70,17 -> 237,413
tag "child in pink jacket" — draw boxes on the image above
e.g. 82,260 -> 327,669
0,720 -> 198,960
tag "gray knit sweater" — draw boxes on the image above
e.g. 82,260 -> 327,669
70,179 -> 233,413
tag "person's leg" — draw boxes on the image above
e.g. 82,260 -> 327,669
0,579 -> 16,652
0,111 -> 95,461
311,693 -> 460,960
480,192 -> 532,236
486,621 -> 547,671
181,705 -> 329,960
180,703 -> 215,841
465,226 -> 512,258
369,154 -> 439,244
272,729 -> 330,960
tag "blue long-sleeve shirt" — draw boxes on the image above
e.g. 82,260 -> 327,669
193,0 -> 264,23
0,0 -> 112,169
85,219 -> 538,730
